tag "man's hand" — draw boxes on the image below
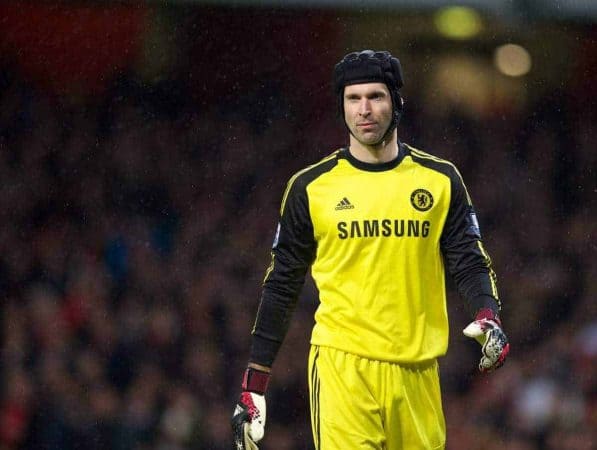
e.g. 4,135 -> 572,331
463,308 -> 510,372
231,367 -> 270,450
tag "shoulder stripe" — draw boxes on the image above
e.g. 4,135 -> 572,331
407,145 -> 455,168
279,151 -> 339,214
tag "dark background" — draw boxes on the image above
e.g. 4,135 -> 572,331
0,1 -> 594,449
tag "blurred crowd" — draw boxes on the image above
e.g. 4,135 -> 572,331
0,50 -> 594,450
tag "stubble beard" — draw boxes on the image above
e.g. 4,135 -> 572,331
351,118 -> 392,148
354,129 -> 380,145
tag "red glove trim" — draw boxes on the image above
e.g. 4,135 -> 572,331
475,308 -> 502,326
239,391 -> 261,420
242,368 -> 270,395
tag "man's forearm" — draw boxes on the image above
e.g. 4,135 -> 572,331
249,331 -> 284,367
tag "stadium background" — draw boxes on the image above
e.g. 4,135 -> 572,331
0,1 -> 594,449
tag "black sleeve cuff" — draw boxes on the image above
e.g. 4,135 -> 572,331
467,294 -> 500,318
249,333 -> 282,367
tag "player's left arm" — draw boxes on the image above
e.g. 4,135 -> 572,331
440,167 -> 510,372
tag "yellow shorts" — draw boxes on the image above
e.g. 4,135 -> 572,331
308,345 -> 446,450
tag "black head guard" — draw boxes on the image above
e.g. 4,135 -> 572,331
333,50 -> 405,134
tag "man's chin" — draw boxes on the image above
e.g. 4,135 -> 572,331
356,134 -> 384,146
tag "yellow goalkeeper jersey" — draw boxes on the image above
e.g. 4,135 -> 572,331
251,143 -> 499,365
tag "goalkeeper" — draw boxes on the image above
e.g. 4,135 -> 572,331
232,50 -> 509,450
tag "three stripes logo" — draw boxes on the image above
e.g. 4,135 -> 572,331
335,197 -> 355,210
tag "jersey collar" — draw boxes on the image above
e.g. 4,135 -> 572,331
341,141 -> 406,172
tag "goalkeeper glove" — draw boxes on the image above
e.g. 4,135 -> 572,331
463,308 -> 510,373
231,367 -> 270,450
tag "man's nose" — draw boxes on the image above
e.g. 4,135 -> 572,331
358,99 -> 371,116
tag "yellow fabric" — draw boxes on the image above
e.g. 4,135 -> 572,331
309,345 -> 446,450
308,150 -> 452,362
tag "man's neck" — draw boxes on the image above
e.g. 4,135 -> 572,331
348,132 -> 399,164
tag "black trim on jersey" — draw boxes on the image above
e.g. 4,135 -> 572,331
339,142 -> 406,172
250,157 -> 338,366
406,145 -> 500,317
310,347 -> 321,450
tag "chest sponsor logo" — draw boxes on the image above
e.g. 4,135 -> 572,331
337,219 -> 431,239
410,189 -> 434,211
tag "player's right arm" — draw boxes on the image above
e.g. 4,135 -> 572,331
251,172 -> 317,366
232,173 -> 317,448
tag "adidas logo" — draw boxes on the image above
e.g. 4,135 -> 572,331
335,197 -> 355,210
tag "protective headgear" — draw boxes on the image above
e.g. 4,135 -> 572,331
333,50 -> 405,141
